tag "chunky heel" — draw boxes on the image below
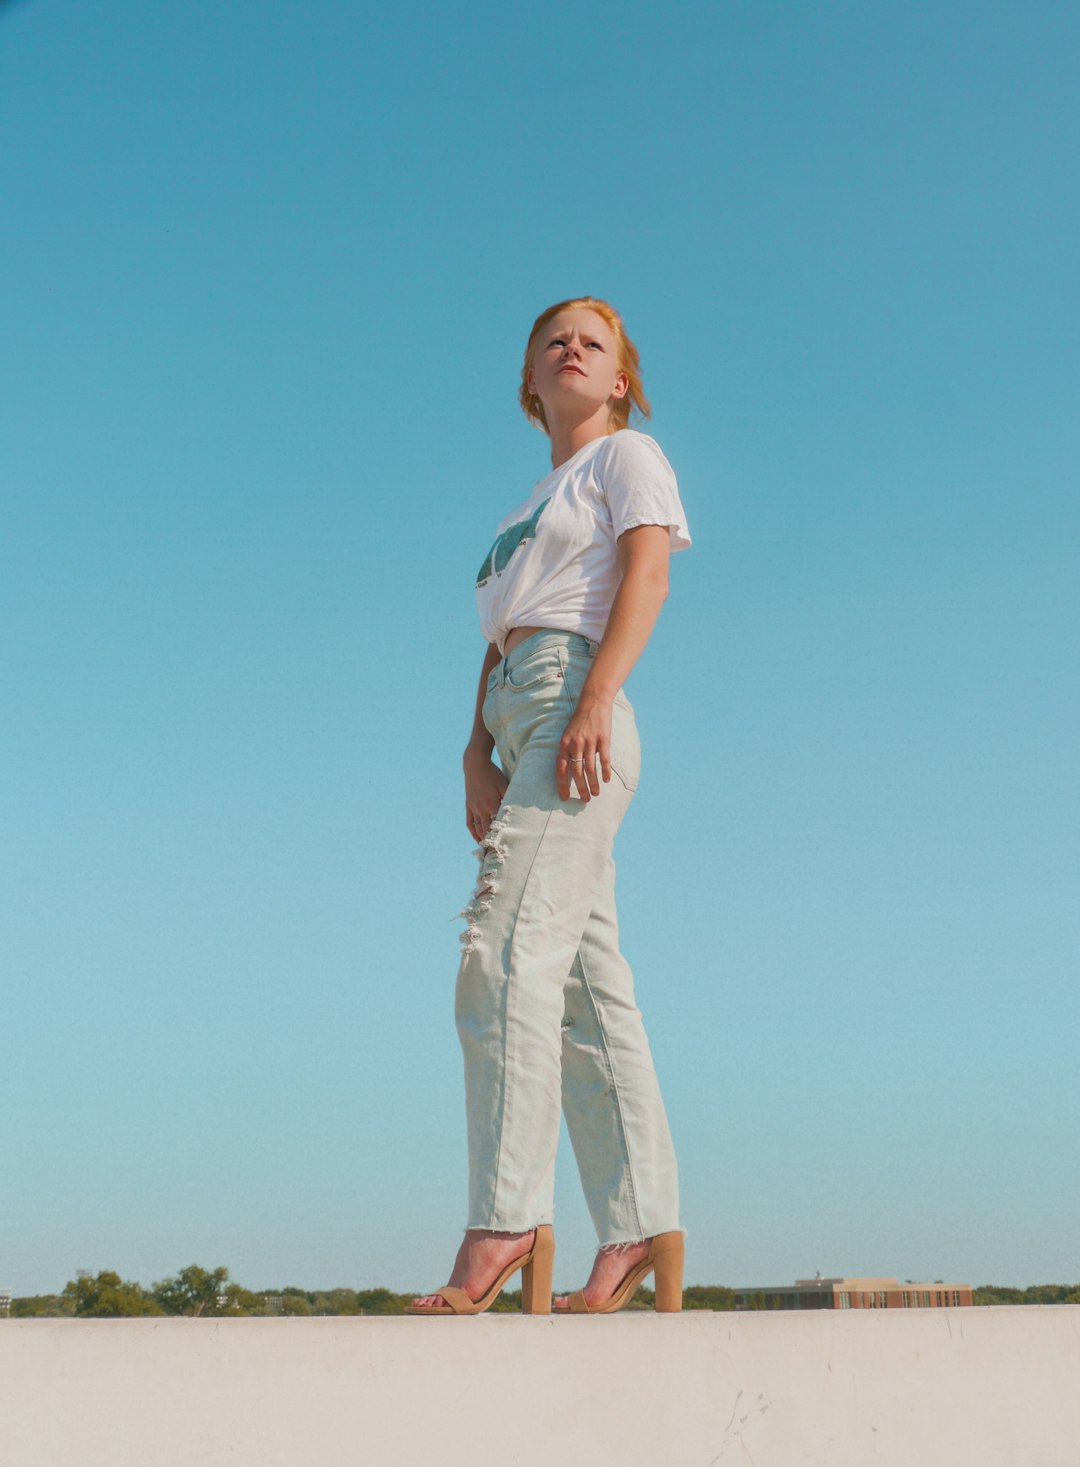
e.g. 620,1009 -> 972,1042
521,1223 -> 554,1314
652,1231 -> 684,1312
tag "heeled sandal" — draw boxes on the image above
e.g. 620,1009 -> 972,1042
561,1230 -> 684,1314
404,1224 -> 555,1315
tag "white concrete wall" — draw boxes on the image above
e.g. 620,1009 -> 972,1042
2,1308 -> 1078,1466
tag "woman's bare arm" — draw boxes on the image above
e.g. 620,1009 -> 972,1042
556,524 -> 671,801
463,641 -> 507,840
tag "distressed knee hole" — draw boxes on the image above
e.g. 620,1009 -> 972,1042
457,809 -> 514,955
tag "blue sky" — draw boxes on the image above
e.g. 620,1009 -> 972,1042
2,0 -> 1077,1296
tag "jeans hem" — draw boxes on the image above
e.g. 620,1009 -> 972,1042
464,1220 -> 551,1234
596,1224 -> 687,1249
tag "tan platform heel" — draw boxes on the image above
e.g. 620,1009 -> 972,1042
563,1230 -> 684,1314
405,1225 -> 555,1316
520,1225 -> 555,1314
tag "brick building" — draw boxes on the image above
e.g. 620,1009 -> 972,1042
733,1276 -> 973,1310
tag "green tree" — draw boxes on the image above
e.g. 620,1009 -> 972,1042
62,1271 -> 162,1318
12,1294 -> 71,1318
974,1283 -> 1080,1306
974,1285 -> 1025,1305
152,1265 -> 231,1317
1025,1284 -> 1071,1305
684,1285 -> 735,1311
309,1288 -> 360,1315
355,1287 -> 408,1315
221,1283 -> 262,1313
279,1289 -> 312,1316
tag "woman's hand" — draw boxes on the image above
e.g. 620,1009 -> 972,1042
556,691 -> 613,802
464,744 -> 509,843
553,525 -> 671,803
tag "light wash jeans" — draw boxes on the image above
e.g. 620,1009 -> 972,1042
455,630 -> 682,1247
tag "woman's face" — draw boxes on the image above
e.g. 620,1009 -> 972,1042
527,309 -> 628,424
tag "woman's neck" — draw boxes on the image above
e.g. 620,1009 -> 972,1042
547,405 -> 612,470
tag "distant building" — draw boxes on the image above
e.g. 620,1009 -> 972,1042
0,1289 -> 11,1317
733,1276 -> 973,1310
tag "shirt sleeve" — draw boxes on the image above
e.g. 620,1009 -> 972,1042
599,431 -> 692,552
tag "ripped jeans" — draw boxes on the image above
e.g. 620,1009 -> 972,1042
455,630 -> 683,1248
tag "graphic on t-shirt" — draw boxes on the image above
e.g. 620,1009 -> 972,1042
476,498 -> 550,587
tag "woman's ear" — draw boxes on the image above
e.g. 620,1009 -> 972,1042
611,371 -> 629,400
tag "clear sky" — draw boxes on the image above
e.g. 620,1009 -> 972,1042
2,0 -> 1077,1297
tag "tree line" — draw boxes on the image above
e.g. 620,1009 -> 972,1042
5,1266 -> 738,1317
7,1270 -> 1078,1318
973,1283 -> 1080,1306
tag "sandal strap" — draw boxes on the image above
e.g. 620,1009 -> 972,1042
434,1285 -> 474,1313
567,1289 -> 592,1314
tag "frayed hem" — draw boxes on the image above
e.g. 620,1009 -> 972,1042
463,1223 -> 549,1237
597,1225 -> 688,1252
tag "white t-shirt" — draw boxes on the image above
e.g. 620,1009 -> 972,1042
475,430 -> 691,654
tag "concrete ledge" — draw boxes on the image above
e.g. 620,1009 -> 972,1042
2,1308 -> 1078,1466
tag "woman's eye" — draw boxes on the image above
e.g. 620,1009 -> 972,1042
586,342 -> 603,350
549,338 -> 566,347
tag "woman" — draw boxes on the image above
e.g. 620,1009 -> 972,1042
407,297 -> 690,1316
